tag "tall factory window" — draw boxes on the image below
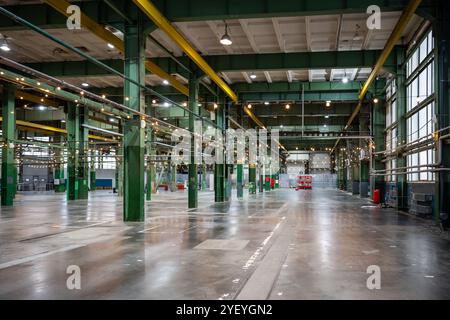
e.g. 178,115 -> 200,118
405,30 -> 435,182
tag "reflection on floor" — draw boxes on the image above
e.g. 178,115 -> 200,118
0,189 -> 449,299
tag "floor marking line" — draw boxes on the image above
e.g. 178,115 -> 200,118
0,244 -> 87,270
138,225 -> 160,233
179,225 -> 198,234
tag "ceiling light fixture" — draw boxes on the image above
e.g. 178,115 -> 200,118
285,104 -> 290,110
162,79 -> 169,85
264,101 -> 269,105
373,98 -> 379,104
325,100 -> 331,107
247,103 -> 252,109
220,22 -> 232,46
107,43 -> 115,49
0,39 -> 10,52
81,82 -> 89,87
250,73 -> 256,79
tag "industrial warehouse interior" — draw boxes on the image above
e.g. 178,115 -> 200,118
0,0 -> 450,305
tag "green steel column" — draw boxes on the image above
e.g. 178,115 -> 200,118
353,167 -> 360,194
201,164 -> 207,190
249,163 -> 256,194
54,136 -> 65,192
360,160 -> 369,197
188,75 -> 199,208
123,22 -> 146,221
395,46 -> 407,209
1,82 -> 16,206
237,164 -> 243,198
66,102 -> 79,200
145,164 -> 152,200
214,97 -> 225,202
78,106 -> 89,199
435,3 -> 450,226
89,150 -> 96,191
337,148 -> 345,189
145,98 -> 154,200
224,164 -> 232,201
358,111 -> 369,197
259,164 -> 264,192
214,164 -> 225,202
223,102 -> 232,201
372,98 -> 386,201
265,165 -> 271,192
116,122 -> 123,196
340,146 -> 348,190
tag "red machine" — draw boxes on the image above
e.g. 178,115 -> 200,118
296,175 -> 312,190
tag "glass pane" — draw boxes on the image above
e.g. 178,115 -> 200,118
419,69 -> 427,101
419,107 -> 427,139
392,99 -> 397,123
412,153 -> 418,181
411,50 -> 418,71
411,113 -> 418,141
419,150 -> 427,180
427,104 -> 432,136
411,78 -> 418,107
419,38 -> 428,63
428,31 -> 433,54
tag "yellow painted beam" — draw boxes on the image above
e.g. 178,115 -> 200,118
16,90 -> 60,108
358,0 -> 422,102
243,106 -> 265,129
132,0 -> 238,103
333,0 -> 422,153
0,117 -> 116,142
43,0 -> 188,96
144,60 -> 188,96
0,87 -> 60,108
345,0 -> 422,130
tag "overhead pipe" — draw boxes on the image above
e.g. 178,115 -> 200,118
0,9 -> 219,130
82,124 -> 123,137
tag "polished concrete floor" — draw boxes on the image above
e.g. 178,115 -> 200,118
0,188 -> 449,300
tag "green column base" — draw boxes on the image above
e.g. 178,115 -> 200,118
237,164 -> 243,198
188,164 -> 198,208
78,179 -> 89,199
90,171 -> 96,191
214,164 -> 224,202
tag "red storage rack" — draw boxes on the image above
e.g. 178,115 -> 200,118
296,175 -> 312,190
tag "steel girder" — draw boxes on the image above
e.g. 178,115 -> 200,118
0,0 -> 435,31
